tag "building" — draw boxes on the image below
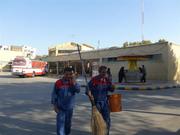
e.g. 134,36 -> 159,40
0,45 -> 10,51
48,42 -> 94,56
22,45 -> 36,59
10,45 -> 23,52
0,45 -> 36,71
46,41 -> 180,83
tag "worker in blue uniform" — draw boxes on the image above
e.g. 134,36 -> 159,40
87,66 -> 115,135
51,67 -> 80,135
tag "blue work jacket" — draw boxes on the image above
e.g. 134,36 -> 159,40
88,75 -> 114,101
51,78 -> 80,110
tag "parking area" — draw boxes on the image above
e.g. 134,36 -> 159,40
0,72 -> 180,135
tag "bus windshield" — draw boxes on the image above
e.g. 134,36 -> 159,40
12,58 -> 26,66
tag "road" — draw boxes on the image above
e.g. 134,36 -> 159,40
0,73 -> 180,135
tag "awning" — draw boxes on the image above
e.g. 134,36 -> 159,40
117,55 -> 153,61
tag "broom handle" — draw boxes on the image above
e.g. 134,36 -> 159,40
76,44 -> 95,106
76,44 -> 88,88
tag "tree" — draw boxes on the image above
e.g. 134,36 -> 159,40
158,39 -> 167,43
123,42 -> 129,47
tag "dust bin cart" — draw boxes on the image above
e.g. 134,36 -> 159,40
108,94 -> 122,112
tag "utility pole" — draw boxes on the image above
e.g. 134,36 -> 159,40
97,40 -> 102,65
141,0 -> 144,41
97,40 -> 100,50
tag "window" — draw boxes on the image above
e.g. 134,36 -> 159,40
58,50 -> 76,54
102,57 -> 117,62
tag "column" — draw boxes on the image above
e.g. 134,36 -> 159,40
56,62 -> 59,75
99,58 -> 102,66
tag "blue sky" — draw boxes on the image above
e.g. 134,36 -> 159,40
0,0 -> 180,55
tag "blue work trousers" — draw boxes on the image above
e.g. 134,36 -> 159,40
56,109 -> 73,135
95,100 -> 111,135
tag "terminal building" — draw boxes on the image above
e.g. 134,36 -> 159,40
48,42 -> 95,56
46,41 -> 180,83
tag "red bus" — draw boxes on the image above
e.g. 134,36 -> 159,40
12,56 -> 48,77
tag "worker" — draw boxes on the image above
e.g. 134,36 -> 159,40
87,66 -> 115,135
51,67 -> 80,135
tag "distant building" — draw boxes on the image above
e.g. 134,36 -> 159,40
0,45 -> 36,71
10,46 -> 22,52
46,42 -> 180,83
0,45 -> 10,51
48,42 -> 94,56
22,45 -> 36,59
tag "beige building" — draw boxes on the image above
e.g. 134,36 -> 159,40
46,42 -> 180,83
10,46 -> 23,52
0,45 -> 36,71
0,50 -> 24,71
48,42 -> 95,56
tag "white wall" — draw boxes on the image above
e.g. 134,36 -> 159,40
167,44 -> 180,83
0,50 -> 24,71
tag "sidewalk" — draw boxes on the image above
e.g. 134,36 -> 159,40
114,81 -> 180,90
77,76 -> 180,90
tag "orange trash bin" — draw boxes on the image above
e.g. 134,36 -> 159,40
108,94 -> 122,112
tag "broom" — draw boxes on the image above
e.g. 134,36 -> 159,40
91,100 -> 107,135
76,44 -> 107,135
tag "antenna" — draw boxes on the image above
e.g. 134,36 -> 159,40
141,0 -> 144,41
70,34 -> 75,42
97,40 -> 102,66
97,40 -> 100,50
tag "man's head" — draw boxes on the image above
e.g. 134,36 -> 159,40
98,66 -> 107,77
63,67 -> 73,80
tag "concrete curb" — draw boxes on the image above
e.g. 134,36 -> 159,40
115,84 -> 180,90
81,84 -> 180,90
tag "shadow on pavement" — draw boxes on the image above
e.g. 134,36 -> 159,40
0,116 -> 55,135
119,90 -> 180,110
0,75 -> 18,78
0,81 -> 91,135
124,109 -> 180,116
0,75 -> 180,135
0,116 -> 91,135
71,129 -> 91,135
134,128 -> 180,135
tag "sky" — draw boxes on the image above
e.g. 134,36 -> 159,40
0,0 -> 180,55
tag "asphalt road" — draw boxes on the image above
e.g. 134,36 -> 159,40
0,73 -> 180,135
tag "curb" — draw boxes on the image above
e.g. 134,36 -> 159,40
115,84 -> 180,90
80,83 -> 180,90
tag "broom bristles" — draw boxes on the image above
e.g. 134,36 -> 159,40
91,106 -> 107,135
